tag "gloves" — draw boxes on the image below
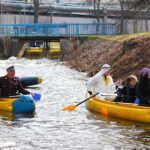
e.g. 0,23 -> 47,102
88,91 -> 93,95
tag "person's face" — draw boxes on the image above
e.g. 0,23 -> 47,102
105,70 -> 112,76
148,71 -> 150,79
129,79 -> 137,87
7,70 -> 15,78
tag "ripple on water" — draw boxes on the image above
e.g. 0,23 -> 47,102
0,58 -> 149,150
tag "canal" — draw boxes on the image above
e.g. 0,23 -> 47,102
0,57 -> 149,150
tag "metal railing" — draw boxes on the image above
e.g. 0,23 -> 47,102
0,23 -> 117,37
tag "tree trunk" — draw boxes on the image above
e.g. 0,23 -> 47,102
34,0 -> 39,24
145,18 -> 148,32
120,1 -> 124,34
2,37 -> 11,58
134,18 -> 138,33
96,16 -> 100,23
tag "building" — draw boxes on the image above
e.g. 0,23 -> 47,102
0,0 -> 149,34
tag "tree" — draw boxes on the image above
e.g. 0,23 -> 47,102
123,0 -> 150,33
119,0 -> 125,34
34,0 -> 39,23
93,0 -> 101,23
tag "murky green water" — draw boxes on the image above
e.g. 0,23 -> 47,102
0,58 -> 150,150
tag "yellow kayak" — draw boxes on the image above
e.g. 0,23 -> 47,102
86,97 -> 150,123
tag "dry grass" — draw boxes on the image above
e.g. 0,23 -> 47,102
65,33 -> 150,81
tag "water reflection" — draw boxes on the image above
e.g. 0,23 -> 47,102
87,110 -> 150,148
87,110 -> 147,126
0,111 -> 34,121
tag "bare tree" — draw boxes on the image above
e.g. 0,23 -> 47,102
93,0 -> 101,23
34,0 -> 39,23
124,0 -> 150,33
132,0 -> 150,32
119,0 -> 125,34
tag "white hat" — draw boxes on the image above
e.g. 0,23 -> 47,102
101,64 -> 111,75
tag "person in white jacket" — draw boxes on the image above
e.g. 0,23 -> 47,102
87,64 -> 122,100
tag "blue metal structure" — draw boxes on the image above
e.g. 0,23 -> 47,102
0,23 -> 117,37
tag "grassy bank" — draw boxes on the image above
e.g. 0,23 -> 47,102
65,32 -> 150,80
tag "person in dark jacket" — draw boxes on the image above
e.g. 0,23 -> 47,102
0,66 -> 31,97
136,68 -> 150,105
115,75 -> 137,103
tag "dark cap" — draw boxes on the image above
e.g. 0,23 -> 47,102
7,66 -> 15,72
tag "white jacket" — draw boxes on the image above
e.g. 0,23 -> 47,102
87,71 -> 116,99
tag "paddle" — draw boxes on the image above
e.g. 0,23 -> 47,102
62,92 -> 99,111
33,93 -> 41,100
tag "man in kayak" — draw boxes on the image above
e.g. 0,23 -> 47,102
87,64 -> 122,99
0,66 -> 31,97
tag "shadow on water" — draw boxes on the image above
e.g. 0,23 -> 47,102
0,111 -> 35,121
87,110 -> 146,126
87,110 -> 150,146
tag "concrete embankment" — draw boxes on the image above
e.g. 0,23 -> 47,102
0,38 -> 24,59
64,33 -> 150,80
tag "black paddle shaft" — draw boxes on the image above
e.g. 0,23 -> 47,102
76,92 -> 99,107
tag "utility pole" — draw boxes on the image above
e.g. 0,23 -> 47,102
34,0 -> 39,23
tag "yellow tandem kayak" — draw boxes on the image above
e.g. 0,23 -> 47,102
86,98 -> 150,123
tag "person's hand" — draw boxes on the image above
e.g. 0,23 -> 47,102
90,95 -> 94,98
31,93 -> 34,97
117,79 -> 123,87
88,91 -> 94,98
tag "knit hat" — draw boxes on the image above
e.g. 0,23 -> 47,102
140,68 -> 150,77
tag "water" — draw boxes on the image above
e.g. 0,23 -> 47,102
0,57 -> 150,150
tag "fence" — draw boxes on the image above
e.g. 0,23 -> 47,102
0,23 -> 117,37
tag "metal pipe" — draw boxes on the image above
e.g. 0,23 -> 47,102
0,1 -> 121,13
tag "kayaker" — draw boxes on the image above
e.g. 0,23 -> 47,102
136,68 -> 150,105
0,66 -> 31,97
87,64 -> 122,99
115,75 -> 137,103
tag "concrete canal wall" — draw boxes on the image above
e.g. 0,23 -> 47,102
0,38 -> 25,58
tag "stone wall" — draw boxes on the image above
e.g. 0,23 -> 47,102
0,38 -> 25,58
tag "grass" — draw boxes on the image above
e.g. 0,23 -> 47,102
87,32 -> 150,42
133,63 -> 138,69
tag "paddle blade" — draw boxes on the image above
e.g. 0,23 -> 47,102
134,98 -> 140,104
33,93 -> 41,100
62,105 -> 76,111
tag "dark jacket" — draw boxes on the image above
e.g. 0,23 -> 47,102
0,75 -> 30,97
115,85 -> 137,103
136,76 -> 150,105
